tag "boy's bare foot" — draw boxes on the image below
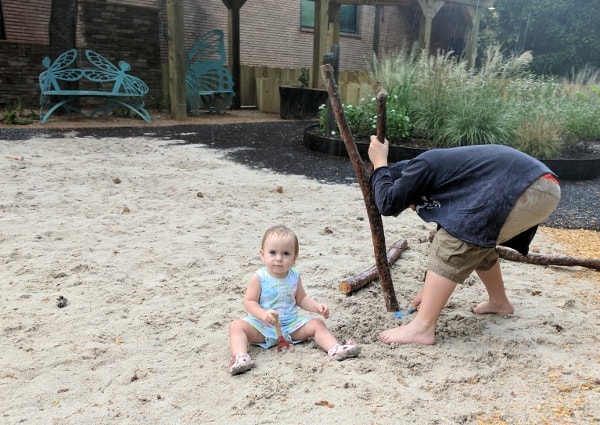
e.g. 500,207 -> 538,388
378,322 -> 435,345
471,300 -> 514,315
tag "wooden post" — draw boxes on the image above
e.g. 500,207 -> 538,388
312,0 -> 331,89
223,0 -> 247,109
166,0 -> 186,120
417,0 -> 445,55
321,64 -> 399,312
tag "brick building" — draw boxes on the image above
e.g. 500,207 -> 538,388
0,0 -> 481,110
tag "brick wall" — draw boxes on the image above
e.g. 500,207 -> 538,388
180,0 -> 416,72
79,1 -> 162,105
0,0 -> 162,108
0,43 -> 48,108
0,0 -> 417,109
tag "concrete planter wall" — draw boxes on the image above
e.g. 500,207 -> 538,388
303,124 -> 600,181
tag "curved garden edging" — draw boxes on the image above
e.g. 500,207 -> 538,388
303,124 -> 600,181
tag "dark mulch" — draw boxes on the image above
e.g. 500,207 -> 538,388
2,120 -> 598,231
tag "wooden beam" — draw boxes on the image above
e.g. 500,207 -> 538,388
463,4 -> 481,67
339,239 -> 408,294
221,0 -> 247,8
334,0 -> 413,5
222,0 -> 246,109
417,0 -> 445,54
312,0 -> 331,89
227,7 -> 242,109
334,0 -> 493,7
166,0 -> 186,120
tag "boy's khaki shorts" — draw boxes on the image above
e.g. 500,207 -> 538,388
427,229 -> 498,283
428,175 -> 561,283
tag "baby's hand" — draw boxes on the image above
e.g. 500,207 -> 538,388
317,303 -> 330,319
263,310 -> 279,324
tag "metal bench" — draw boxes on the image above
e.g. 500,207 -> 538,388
185,29 -> 235,114
39,49 -> 151,123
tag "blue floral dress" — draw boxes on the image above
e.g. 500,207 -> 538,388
244,266 -> 312,349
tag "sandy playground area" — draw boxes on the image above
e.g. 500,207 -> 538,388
1,113 -> 599,424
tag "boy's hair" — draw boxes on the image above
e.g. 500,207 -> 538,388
261,225 -> 299,256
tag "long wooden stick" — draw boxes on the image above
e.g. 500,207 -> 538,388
374,82 -> 387,143
497,246 -> 600,270
428,230 -> 600,271
367,82 -> 388,173
340,239 -> 408,294
321,64 -> 399,312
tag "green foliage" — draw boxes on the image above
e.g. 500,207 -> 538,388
318,51 -> 413,143
318,93 -> 412,143
511,111 -> 563,159
437,92 -> 514,147
561,99 -> 600,152
488,0 -> 600,77
397,46 -> 525,148
2,99 -> 37,125
318,47 -> 599,159
298,69 -> 310,88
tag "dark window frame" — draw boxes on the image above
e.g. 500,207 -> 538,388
300,0 -> 360,35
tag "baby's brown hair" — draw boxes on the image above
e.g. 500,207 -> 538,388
261,225 -> 299,257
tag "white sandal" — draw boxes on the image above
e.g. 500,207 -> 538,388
229,353 -> 255,375
328,340 -> 361,361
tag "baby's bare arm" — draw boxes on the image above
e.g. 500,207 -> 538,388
296,278 -> 330,319
243,273 -> 276,323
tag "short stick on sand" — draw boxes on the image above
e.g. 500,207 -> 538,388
340,239 -> 408,294
321,64 -> 399,312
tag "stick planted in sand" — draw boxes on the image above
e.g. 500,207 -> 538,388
321,64 -> 399,312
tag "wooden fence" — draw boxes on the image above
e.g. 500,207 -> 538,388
240,65 -> 373,113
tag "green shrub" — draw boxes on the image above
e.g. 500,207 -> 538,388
2,99 -> 37,125
511,112 -> 563,159
556,68 -> 600,153
437,91 -> 514,147
318,89 -> 412,143
318,47 -> 598,159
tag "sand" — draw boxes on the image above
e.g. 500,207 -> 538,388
1,124 -> 599,424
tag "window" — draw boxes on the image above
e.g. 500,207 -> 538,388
300,0 -> 359,34
0,1 -> 5,40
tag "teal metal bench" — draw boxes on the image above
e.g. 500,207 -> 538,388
185,29 -> 235,114
39,49 -> 151,123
